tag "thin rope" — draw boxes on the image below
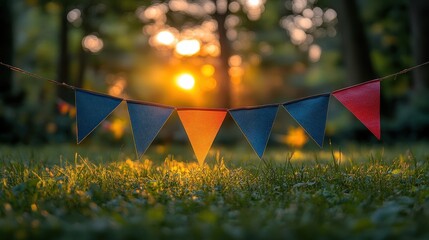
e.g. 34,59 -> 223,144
0,62 -> 76,89
378,60 -> 429,81
2,60 -> 429,108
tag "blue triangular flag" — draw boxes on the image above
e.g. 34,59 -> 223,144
229,105 -> 279,158
75,89 -> 122,143
127,101 -> 174,158
283,94 -> 330,147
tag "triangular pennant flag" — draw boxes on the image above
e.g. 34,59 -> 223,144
283,94 -> 330,147
333,80 -> 381,139
75,89 -> 122,143
177,109 -> 227,165
229,105 -> 278,158
127,101 -> 174,158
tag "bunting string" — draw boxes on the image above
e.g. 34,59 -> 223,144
1,60 -> 429,163
1,60 -> 429,108
0,62 -> 76,90
378,60 -> 429,81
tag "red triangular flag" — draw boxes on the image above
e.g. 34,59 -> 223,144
177,109 -> 227,165
332,80 -> 381,139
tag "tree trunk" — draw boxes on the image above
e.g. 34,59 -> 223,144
0,0 -> 21,142
410,0 -> 429,92
76,46 -> 87,89
403,0 -> 429,137
213,1 -> 232,108
336,0 -> 376,85
0,0 -> 13,94
57,4 -> 74,102
76,7 -> 89,89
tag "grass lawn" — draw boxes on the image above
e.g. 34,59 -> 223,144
1,143 -> 429,239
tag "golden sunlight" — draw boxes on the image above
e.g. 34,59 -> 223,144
176,73 -> 195,90
175,39 -> 201,56
283,126 -> 308,148
109,119 -> 126,139
201,64 -> 215,77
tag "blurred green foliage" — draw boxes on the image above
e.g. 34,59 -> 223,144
1,0 -> 428,145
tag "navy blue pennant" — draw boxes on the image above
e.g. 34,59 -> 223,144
75,89 -> 122,143
229,105 -> 278,158
127,101 -> 174,158
283,94 -> 330,147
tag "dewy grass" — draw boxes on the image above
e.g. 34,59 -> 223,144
1,143 -> 429,239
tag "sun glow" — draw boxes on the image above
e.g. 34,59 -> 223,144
176,73 -> 195,90
175,39 -> 201,56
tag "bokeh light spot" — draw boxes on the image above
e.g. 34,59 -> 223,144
201,64 -> 215,77
67,9 -> 81,23
82,35 -> 104,53
175,39 -> 201,56
154,30 -> 176,46
283,126 -> 308,148
309,44 -> 322,62
176,73 -> 195,90
229,55 -> 242,67
204,78 -> 217,91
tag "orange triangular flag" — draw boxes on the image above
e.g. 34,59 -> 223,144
177,109 -> 227,165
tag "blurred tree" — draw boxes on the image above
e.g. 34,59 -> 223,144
279,0 -> 340,92
139,0 -> 338,107
0,0 -> 24,142
29,0 -> 142,102
213,0 -> 232,108
281,0 -> 337,55
0,0 -> 13,92
0,0 -> 14,142
335,0 -> 376,85
403,0 -> 429,137
137,0 -> 245,108
410,0 -> 429,92
42,0 -> 103,102
57,0 -> 73,102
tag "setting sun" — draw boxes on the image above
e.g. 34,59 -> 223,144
176,73 -> 195,90
175,39 -> 201,56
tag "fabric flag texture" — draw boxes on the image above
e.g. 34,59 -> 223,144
229,105 -> 278,159
177,109 -> 227,165
127,101 -> 174,158
332,79 -> 381,139
283,94 -> 330,147
75,89 -> 122,143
